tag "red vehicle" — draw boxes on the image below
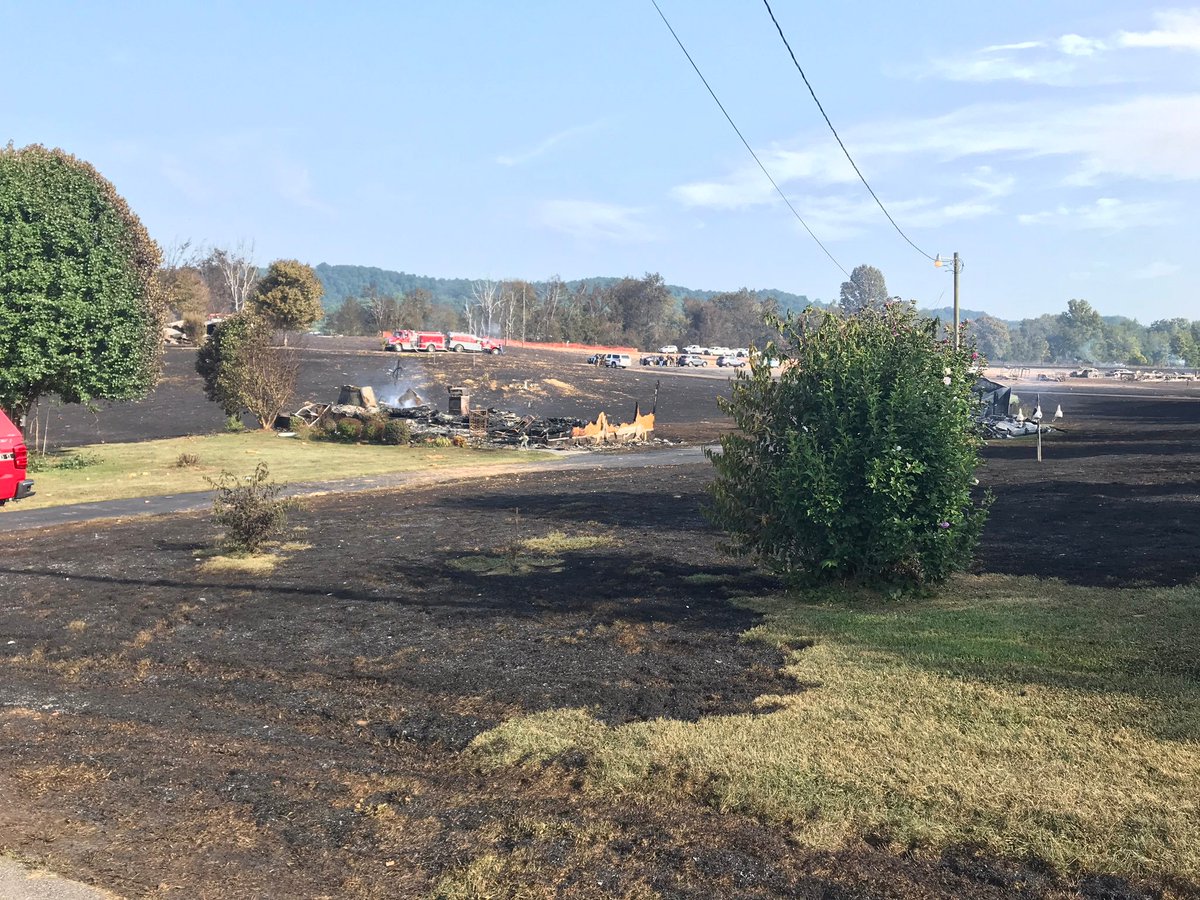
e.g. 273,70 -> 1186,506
382,329 -> 447,352
0,409 -> 33,505
446,332 -> 503,354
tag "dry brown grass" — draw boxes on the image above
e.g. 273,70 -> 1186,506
469,574 -> 1200,885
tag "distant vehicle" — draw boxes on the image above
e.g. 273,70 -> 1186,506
0,408 -> 33,505
1069,367 -> 1101,378
1108,368 -> 1136,379
708,346 -> 733,357
679,354 -> 708,367
658,344 -> 678,354
734,348 -> 749,358
641,354 -> 673,366
717,355 -> 746,368
447,332 -> 503,354
602,353 -> 631,368
383,329 -> 446,352
683,345 -> 705,355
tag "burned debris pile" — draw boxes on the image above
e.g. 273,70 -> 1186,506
284,384 -> 655,449
972,377 -> 1060,438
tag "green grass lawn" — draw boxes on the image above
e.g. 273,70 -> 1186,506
470,574 -> 1200,884
16,432 -> 549,509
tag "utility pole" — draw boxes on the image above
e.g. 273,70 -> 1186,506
935,252 -> 963,350
952,251 -> 961,351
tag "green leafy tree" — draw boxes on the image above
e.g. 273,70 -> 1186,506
838,264 -> 889,315
326,295 -> 370,335
196,313 -> 298,429
1055,298 -> 1103,361
707,303 -> 988,588
249,259 -> 324,344
965,315 -> 1011,363
0,144 -> 165,428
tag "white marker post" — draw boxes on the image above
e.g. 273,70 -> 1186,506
1033,395 -> 1044,462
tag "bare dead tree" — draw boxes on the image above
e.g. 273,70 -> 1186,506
209,240 -> 258,312
471,279 -> 501,337
539,277 -> 566,341
238,332 -> 299,429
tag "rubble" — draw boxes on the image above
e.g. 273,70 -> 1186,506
283,384 -> 660,449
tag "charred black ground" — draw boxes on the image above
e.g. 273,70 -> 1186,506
2,352 -> 1197,898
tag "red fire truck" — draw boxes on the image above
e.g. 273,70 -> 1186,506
382,330 -> 448,352
0,408 -> 33,505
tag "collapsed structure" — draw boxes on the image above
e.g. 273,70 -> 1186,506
286,385 -> 655,448
972,376 -> 1058,438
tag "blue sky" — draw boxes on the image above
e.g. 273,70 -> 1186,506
2,1 -> 1197,321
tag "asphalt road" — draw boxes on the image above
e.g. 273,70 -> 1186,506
2,445 -> 713,532
0,858 -> 118,900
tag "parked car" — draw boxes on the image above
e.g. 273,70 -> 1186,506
602,353 -> 632,368
679,354 -> 708,367
658,344 -> 678,354
683,345 -> 705,355
0,408 -> 33,505
717,355 -> 746,368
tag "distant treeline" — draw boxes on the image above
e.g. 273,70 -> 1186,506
322,273 -> 792,351
314,263 -> 817,317
315,264 -> 1200,365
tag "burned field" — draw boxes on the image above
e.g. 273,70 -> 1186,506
2,373 -> 1199,897
37,340 -> 736,449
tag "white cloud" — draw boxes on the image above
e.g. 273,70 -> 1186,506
1119,9 -> 1200,50
981,40 -> 1044,52
1057,33 -> 1106,56
1133,260 -> 1182,279
538,200 -> 656,242
496,121 -> 604,167
271,160 -> 336,215
1017,197 -> 1171,230
671,145 -> 854,209
923,53 -> 1079,85
670,94 -> 1200,225
867,95 -> 1200,183
964,166 -> 1016,198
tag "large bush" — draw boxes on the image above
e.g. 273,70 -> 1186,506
0,144 -> 164,427
707,303 -> 989,588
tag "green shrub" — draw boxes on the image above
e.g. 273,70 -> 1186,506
382,419 -> 410,445
224,414 -> 246,433
27,450 -> 101,473
364,412 -> 389,443
208,462 -> 293,554
336,418 -> 364,442
707,302 -> 989,588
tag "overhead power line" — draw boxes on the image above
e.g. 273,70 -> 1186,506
649,0 -> 849,278
760,0 -> 937,263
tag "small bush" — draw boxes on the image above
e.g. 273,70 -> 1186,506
336,419 -> 364,442
224,414 -> 246,433
27,451 -> 100,473
208,462 -> 293,554
451,434 -> 467,448
431,436 -> 453,448
173,452 -> 200,468
707,302 -> 989,588
364,412 -> 390,443
382,419 -> 410,445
